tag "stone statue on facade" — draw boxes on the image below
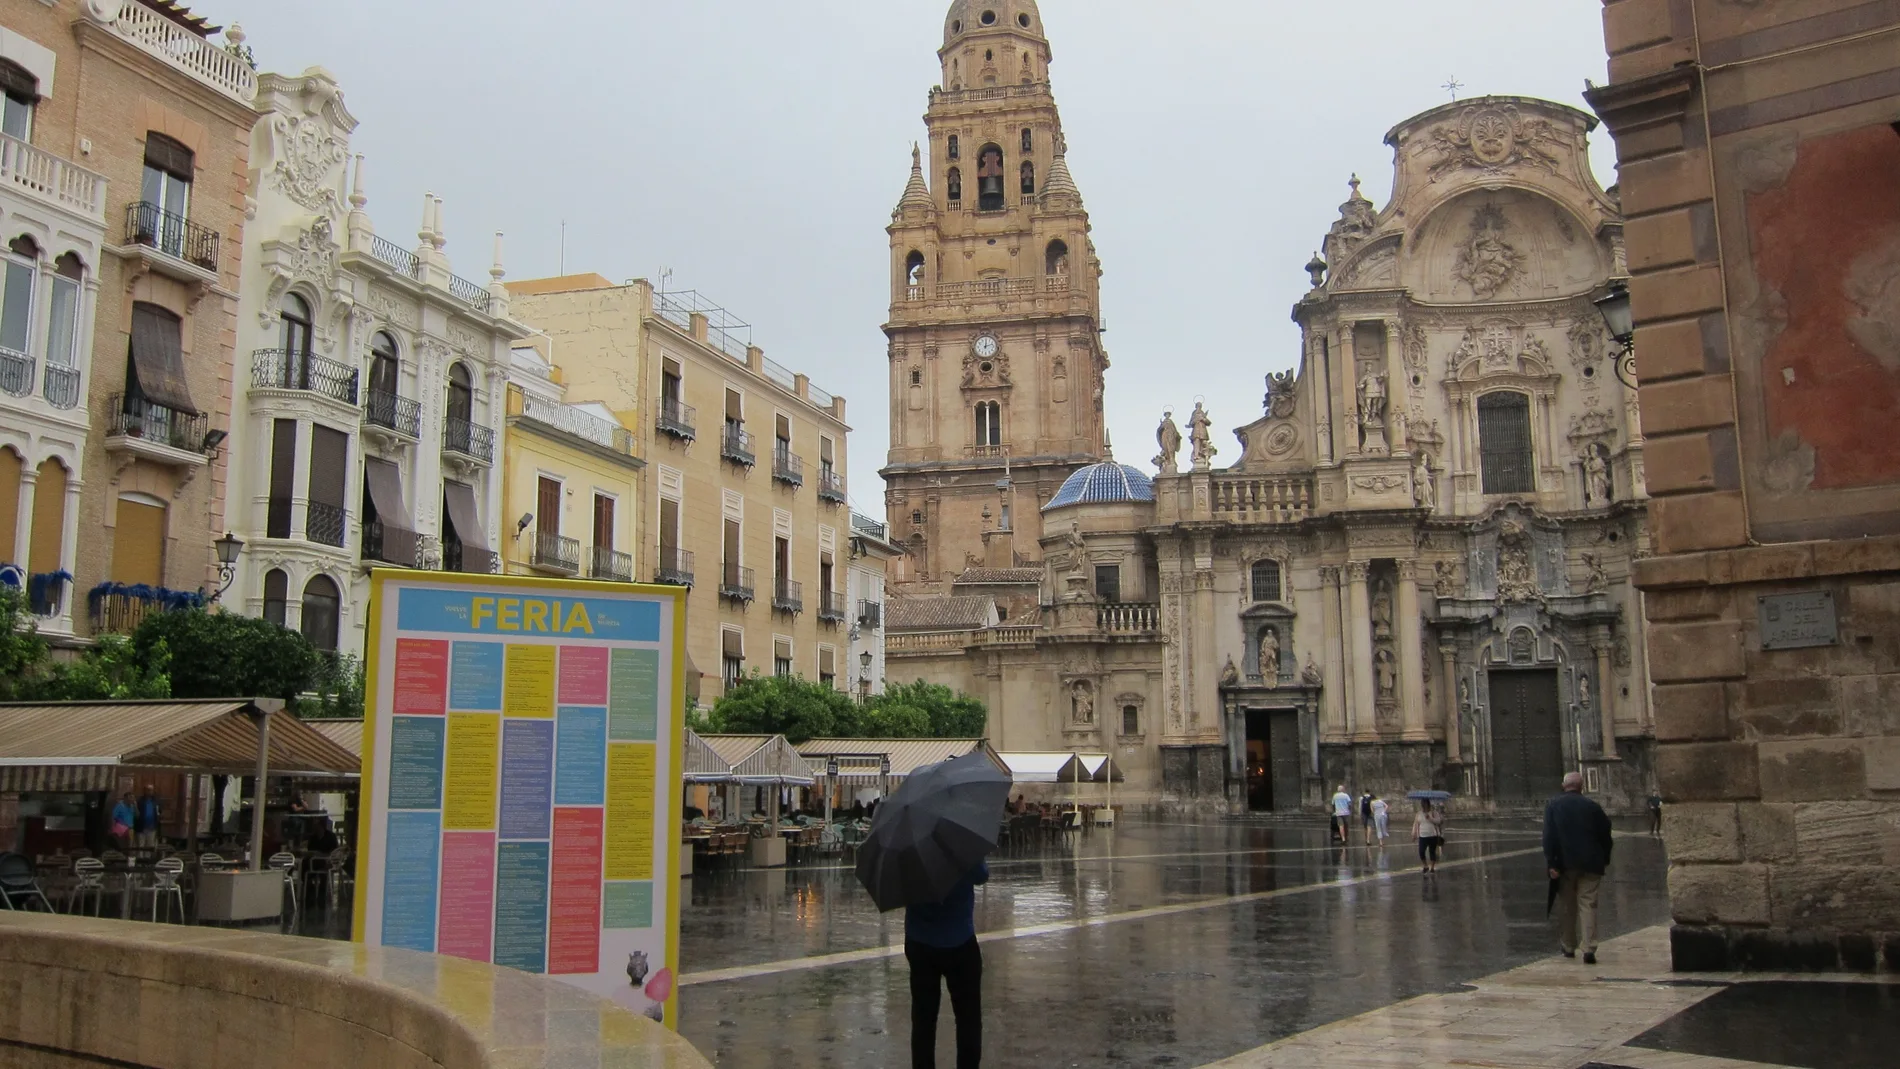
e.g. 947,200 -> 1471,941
1374,647 -> 1397,700
1071,681 -> 1094,725
1301,654 -> 1322,686
1576,671 -> 1592,709
1258,626 -> 1280,682
1434,559 -> 1462,598
1065,521 -> 1089,578
1220,656 -> 1239,687
1581,551 -> 1608,595
1372,583 -> 1393,640
1154,409 -> 1181,474
1582,443 -> 1612,507
1357,371 -> 1389,452
1188,401 -> 1216,470
1413,451 -> 1436,510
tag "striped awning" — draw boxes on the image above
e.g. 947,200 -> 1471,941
682,730 -> 732,783
700,734 -> 815,786
0,700 -> 361,792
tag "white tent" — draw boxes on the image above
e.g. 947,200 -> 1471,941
997,751 -> 1088,784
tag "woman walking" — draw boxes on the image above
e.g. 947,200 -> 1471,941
1412,800 -> 1445,873
1370,794 -> 1389,845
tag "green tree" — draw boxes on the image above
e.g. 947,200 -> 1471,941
868,680 -> 989,738
707,673 -> 859,743
302,652 -> 365,718
0,589 -> 50,701
862,701 -> 930,738
17,634 -> 170,701
132,607 -> 325,701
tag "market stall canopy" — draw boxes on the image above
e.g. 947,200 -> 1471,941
0,700 -> 361,792
1076,754 -> 1125,783
308,719 -> 363,759
682,730 -> 733,783
795,739 -> 1006,785
996,751 -> 1088,784
700,734 -> 813,786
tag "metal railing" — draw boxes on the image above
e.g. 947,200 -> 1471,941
520,393 -> 632,455
772,576 -> 803,614
720,562 -> 755,603
761,356 -> 797,392
107,395 -> 208,453
656,546 -> 694,587
125,201 -> 218,272
808,383 -> 835,409
0,347 -> 31,397
448,273 -> 491,313
817,466 -> 846,504
1097,602 -> 1160,634
363,518 -> 420,567
443,415 -> 495,463
651,289 -> 752,363
657,398 -> 696,440
305,502 -> 348,548
591,546 -> 633,582
1210,473 -> 1316,524
105,0 -> 257,104
532,531 -> 580,574
0,133 -> 107,222
251,348 -> 359,404
858,600 -> 882,628
818,588 -> 847,623
721,424 -> 755,467
368,235 -> 419,277
443,541 -> 497,575
41,363 -> 79,409
365,388 -> 422,437
772,447 -> 803,487
851,515 -> 888,540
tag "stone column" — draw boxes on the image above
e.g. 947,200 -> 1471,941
1319,566 -> 1346,740
1594,637 -> 1617,759
1396,560 -> 1427,741
1346,561 -> 1375,742
1313,335 -> 1334,464
1439,643 -> 1461,762
1385,320 -> 1408,451
1192,538 -> 1217,741
11,469 -> 33,567
1340,326 -> 1360,458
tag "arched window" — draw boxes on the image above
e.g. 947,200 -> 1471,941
1477,391 -> 1535,494
301,574 -> 340,652
947,135 -> 959,161
1020,161 -> 1035,195
974,401 -> 1001,447
45,254 -> 84,388
0,59 -> 39,140
1250,560 -> 1283,603
369,332 -> 399,396
904,250 -> 925,288
1,236 -> 38,362
276,293 -> 312,388
1045,239 -> 1069,276
946,167 -> 962,203
975,144 -> 1005,210
445,362 -> 474,452
262,568 -> 288,627
1020,128 -> 1033,153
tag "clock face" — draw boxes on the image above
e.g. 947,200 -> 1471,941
973,334 -> 998,359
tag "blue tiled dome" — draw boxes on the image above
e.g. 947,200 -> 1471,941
1042,462 -> 1155,511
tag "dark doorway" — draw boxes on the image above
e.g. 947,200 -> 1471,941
1243,708 -> 1302,812
1488,669 -> 1563,802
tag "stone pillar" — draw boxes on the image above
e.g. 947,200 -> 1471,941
1319,566 -> 1345,740
1594,637 -> 1617,759
1396,560 -> 1427,741
12,470 -> 34,567
1313,335 -> 1334,465
1192,538 -> 1217,742
1385,320 -> 1408,451
1340,326 -> 1360,458
1439,643 -> 1461,762
1346,561 -> 1375,742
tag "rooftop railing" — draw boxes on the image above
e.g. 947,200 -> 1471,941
448,272 -> 491,313
368,234 -> 418,277
1097,602 -> 1159,634
1210,473 -> 1316,524
520,393 -> 632,456
104,1 -> 258,104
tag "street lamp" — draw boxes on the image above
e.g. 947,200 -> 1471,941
209,532 -> 244,603
859,649 -> 873,700
1593,281 -> 1638,390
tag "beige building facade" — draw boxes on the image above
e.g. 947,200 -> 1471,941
508,275 -> 861,703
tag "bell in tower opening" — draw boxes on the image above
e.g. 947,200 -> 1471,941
976,144 -> 1006,210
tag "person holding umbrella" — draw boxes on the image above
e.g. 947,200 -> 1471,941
856,752 -> 1011,1069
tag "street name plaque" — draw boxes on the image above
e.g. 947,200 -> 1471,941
1758,591 -> 1837,650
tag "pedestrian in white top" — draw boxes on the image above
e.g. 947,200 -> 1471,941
1330,786 -> 1352,844
1370,795 -> 1389,844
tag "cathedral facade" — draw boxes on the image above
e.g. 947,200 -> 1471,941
883,3 -> 1656,813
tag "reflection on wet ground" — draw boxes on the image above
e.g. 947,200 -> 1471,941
679,817 -> 1669,1068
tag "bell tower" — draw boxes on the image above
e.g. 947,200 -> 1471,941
883,0 -> 1107,591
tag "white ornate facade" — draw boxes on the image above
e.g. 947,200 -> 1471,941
226,68 -> 525,655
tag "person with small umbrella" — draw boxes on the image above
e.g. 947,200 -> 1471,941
856,753 -> 1011,1069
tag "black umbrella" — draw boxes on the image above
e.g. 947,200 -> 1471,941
854,752 -> 1011,913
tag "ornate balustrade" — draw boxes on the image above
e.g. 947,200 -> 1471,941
1097,602 -> 1159,634
1210,474 -> 1316,523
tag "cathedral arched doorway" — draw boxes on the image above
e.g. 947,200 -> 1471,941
1243,707 -> 1301,812
1487,668 -> 1562,803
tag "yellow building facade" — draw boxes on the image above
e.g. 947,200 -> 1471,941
506,275 -> 861,703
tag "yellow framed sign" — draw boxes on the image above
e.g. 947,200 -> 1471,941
352,568 -> 687,1026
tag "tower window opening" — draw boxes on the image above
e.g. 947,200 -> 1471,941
1019,12 -> 1031,27
974,401 -> 1001,447
1020,161 -> 1035,195
1021,128 -> 1032,153
909,368 -> 922,387
976,144 -> 1005,211
980,9 -> 996,26
947,166 -> 962,203
984,49 -> 993,61
947,134 -> 959,161
951,19 -> 961,33
1045,239 -> 1069,276
905,250 -> 925,288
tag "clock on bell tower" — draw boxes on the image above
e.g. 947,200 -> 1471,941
880,0 -> 1108,592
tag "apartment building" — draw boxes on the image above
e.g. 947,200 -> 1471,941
847,512 -> 901,698
506,276 -> 853,702
224,68 -> 523,655
500,341 -> 643,584
0,1 -> 255,639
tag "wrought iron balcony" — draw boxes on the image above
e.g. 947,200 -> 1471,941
365,388 -> 422,438
448,273 -> 492,313
818,588 -> 847,624
657,398 -> 696,441
858,600 -> 883,629
772,448 -> 804,488
590,546 -> 633,582
532,531 -> 581,574
443,541 -> 497,575
772,576 -> 803,615
251,349 -> 359,404
363,518 -> 420,567
443,415 -> 495,464
304,502 -> 348,548
720,562 -> 755,603
41,364 -> 79,409
106,394 -> 209,454
0,346 -> 31,397
817,466 -> 846,505
721,424 -> 755,467
125,201 -> 218,273
656,547 -> 694,588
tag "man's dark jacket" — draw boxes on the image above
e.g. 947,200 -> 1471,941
1542,792 -> 1613,875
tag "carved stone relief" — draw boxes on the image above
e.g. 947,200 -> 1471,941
1425,104 -> 1566,181
267,112 -> 348,217
1451,202 -> 1527,300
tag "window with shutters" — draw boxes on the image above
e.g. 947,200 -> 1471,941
774,636 -> 793,678
267,419 -> 296,538
1250,560 -> 1282,603
721,627 -> 744,687
306,425 -> 349,547
141,133 -> 193,223
0,60 -> 37,141
537,477 -> 562,536
1478,391 -> 1535,494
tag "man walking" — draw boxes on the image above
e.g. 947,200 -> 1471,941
906,860 -> 988,1068
1543,771 -> 1614,964
1330,785 -> 1352,844
1360,791 -> 1375,845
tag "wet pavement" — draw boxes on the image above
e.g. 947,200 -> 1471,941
677,817 -> 1669,1068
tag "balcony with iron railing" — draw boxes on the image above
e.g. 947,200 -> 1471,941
858,600 -> 882,628
772,576 -> 803,615
443,416 -> 495,464
443,541 -> 497,575
656,398 -> 696,441
368,234 -> 418,277
818,588 -> 847,624
364,388 -> 422,438
105,394 -> 209,456
125,201 -> 218,275
305,502 -> 348,548
448,272 -> 491,313
532,531 -> 580,575
41,363 -> 79,409
0,347 -> 31,398
772,447 -> 803,488
721,424 -> 755,467
251,349 -> 359,405
363,518 -> 420,567
720,563 -> 755,603
519,393 -> 634,458
817,465 -> 846,505
656,547 -> 694,588
99,1 -> 258,104
851,515 -> 889,541
590,546 -> 633,583
1,133 -> 107,224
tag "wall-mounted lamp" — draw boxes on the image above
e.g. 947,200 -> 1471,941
202,429 -> 228,456
514,513 -> 533,540
208,532 -> 244,603
1592,281 -> 1638,390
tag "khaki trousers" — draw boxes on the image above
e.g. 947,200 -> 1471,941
1557,871 -> 1602,954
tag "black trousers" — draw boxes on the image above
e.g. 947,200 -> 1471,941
906,937 -> 982,1069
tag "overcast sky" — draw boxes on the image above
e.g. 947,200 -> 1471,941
214,0 -> 1613,521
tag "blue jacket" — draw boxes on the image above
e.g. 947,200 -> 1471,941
1542,792 -> 1613,875
905,862 -> 989,949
